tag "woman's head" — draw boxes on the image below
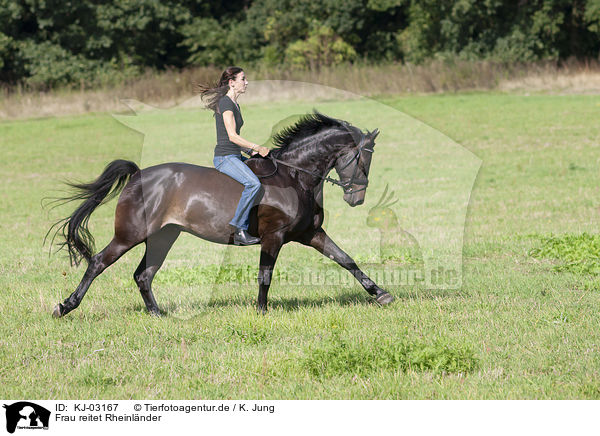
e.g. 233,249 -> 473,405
217,66 -> 244,89
196,66 -> 246,112
226,68 -> 248,96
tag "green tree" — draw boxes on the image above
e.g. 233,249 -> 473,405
245,0 -> 406,65
1,0 -> 600,89
285,24 -> 357,69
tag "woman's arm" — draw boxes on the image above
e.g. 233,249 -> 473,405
223,110 -> 269,157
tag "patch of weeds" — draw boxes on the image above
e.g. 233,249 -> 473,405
323,312 -> 346,332
354,248 -> 422,266
529,233 -> 600,275
537,310 -> 572,326
302,336 -> 478,377
78,365 -> 120,387
155,265 -> 218,285
551,311 -> 570,324
353,254 -> 379,264
226,323 -> 269,345
156,264 -> 256,285
382,247 -> 422,265
579,381 -> 600,399
584,278 -> 600,292
214,265 -> 260,284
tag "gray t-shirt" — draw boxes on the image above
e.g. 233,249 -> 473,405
214,95 -> 245,157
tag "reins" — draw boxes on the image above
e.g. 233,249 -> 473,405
256,141 -> 374,194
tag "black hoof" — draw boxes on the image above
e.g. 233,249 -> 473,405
52,303 -> 64,318
375,292 -> 395,305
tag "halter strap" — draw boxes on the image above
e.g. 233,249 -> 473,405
256,142 -> 372,194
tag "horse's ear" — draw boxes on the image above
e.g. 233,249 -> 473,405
370,129 -> 380,142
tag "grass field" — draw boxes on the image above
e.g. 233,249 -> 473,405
1,92 -> 599,399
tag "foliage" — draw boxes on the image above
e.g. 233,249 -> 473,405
285,25 -> 357,70
585,0 -> 600,32
398,0 -> 600,63
12,40 -> 139,89
0,32 -> 11,70
529,233 -> 600,275
303,335 -> 478,377
0,0 -> 599,89
180,17 -> 234,66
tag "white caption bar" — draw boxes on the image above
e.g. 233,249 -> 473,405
0,400 -> 596,436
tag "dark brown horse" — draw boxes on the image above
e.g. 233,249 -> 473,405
49,111 -> 394,317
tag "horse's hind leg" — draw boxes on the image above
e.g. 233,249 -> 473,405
133,225 -> 180,316
53,238 -> 135,318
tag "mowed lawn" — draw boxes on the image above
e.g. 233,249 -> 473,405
0,93 -> 599,399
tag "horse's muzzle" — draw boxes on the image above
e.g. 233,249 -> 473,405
344,192 -> 365,207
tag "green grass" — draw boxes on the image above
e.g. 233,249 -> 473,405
1,93 -> 600,399
529,233 -> 600,274
303,334 -> 478,377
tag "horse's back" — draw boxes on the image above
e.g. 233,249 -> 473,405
140,162 -> 244,195
116,162 -> 244,243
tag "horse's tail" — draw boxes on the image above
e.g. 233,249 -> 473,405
45,160 -> 140,266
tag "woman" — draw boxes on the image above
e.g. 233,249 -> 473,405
198,67 -> 269,245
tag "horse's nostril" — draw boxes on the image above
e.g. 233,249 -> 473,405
348,197 -> 364,207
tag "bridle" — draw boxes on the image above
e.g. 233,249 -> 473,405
258,138 -> 374,194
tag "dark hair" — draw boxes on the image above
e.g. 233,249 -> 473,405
195,66 -> 244,113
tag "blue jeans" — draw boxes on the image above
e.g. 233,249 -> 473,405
213,154 -> 261,230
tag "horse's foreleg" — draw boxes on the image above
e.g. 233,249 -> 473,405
134,225 -> 180,316
257,235 -> 284,314
53,238 -> 134,317
301,228 -> 394,305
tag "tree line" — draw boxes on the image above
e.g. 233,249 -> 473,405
1,0 -> 599,89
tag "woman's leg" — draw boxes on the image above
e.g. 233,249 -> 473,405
213,155 -> 261,230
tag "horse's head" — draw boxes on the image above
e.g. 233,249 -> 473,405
334,127 -> 379,207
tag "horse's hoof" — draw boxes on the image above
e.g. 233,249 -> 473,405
52,303 -> 64,318
149,309 -> 162,318
375,292 -> 395,305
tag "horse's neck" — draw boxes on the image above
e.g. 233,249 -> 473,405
278,141 -> 340,184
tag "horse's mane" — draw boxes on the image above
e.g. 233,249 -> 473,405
270,111 -> 351,156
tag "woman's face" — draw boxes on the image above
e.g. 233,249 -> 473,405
229,71 -> 248,94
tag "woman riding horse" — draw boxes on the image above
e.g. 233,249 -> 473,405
197,67 -> 270,246
48,110 -> 394,318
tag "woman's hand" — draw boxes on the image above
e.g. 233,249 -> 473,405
255,145 -> 270,157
